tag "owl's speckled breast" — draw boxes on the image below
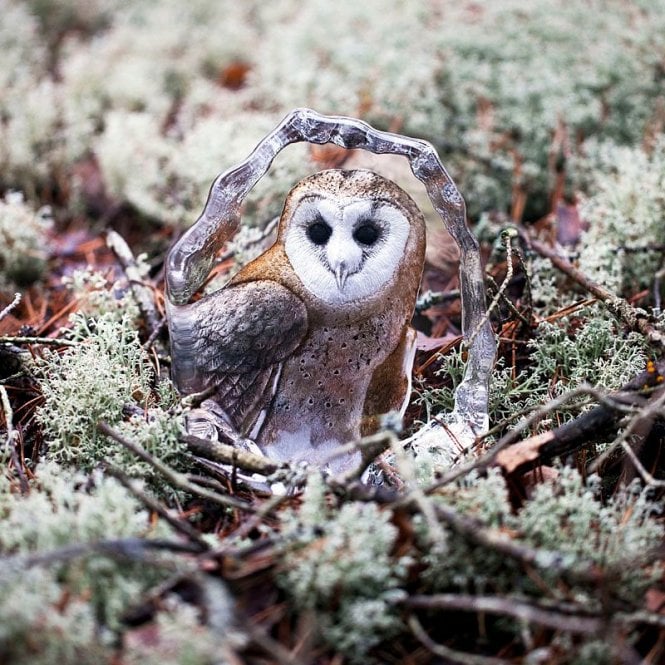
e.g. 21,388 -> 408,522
255,309 -> 401,472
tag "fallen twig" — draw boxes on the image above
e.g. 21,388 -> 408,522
496,365 -> 665,477
429,501 -> 601,583
404,594 -> 603,634
0,385 -> 29,493
106,466 -> 210,550
245,621 -> 308,665
420,385 -> 608,494
408,615 -> 510,665
415,288 -> 461,312
0,335 -> 79,347
0,293 -> 21,322
1,384 -> 18,454
107,230 -> 161,332
519,227 -> 665,349
589,382 -> 665,487
3,537 -> 202,570
98,422 -> 255,513
184,433 -> 283,475
326,429 -> 398,484
474,230 -> 520,341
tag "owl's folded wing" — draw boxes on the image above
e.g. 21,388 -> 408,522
168,280 -> 308,436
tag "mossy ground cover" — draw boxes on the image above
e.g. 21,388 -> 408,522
1,1 -> 664,663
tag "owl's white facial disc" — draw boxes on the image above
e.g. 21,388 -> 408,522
284,195 -> 410,305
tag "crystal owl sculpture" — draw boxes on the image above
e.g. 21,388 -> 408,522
169,169 -> 424,473
166,109 -> 495,475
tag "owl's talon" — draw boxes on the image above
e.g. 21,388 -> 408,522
185,408 -> 221,442
186,405 -> 266,455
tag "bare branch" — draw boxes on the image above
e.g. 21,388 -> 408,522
0,335 -> 79,347
3,538 -> 202,570
429,501 -> 600,583
519,227 -> 665,349
0,293 -> 21,322
404,594 -> 603,634
327,430 -> 397,484
107,230 -> 161,331
589,384 -> 665,486
98,422 -> 255,513
183,433 -> 283,475
0,384 -> 17,456
106,466 -> 210,550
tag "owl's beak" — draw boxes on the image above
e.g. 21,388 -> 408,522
334,264 -> 349,290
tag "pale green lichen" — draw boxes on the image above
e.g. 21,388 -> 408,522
517,470 -> 662,599
577,136 -> 665,294
280,470 -> 662,661
0,463 -> 172,658
0,460 -> 240,664
421,468 -> 662,605
3,0 -> 665,221
114,409 -> 187,491
0,191 -> 51,290
430,1 -> 665,218
23,0 -> 124,45
123,597 -> 229,665
0,566 -> 107,665
36,310 -> 187,496
418,304 -> 648,437
37,313 -> 153,462
95,110 -> 314,227
419,470 -> 514,594
278,474 -> 409,661
62,267 -> 141,323
527,310 -> 648,394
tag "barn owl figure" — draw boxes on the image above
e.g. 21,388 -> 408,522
169,169 -> 425,473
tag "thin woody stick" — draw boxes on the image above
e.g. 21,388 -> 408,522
519,227 -> 665,349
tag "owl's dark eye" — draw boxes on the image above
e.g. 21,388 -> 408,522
353,223 -> 380,246
307,220 -> 332,245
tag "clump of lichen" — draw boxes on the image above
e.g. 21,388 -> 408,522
0,463 -> 172,663
2,3 -> 664,663
94,111 -> 315,227
35,276 -> 186,496
428,1 -> 665,219
276,470 -> 662,662
577,136 -> 665,294
0,191 -> 51,290
422,467 -> 662,610
37,313 -> 153,460
122,597 -> 227,665
63,267 -> 142,323
419,303 -> 648,436
278,474 -> 409,661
